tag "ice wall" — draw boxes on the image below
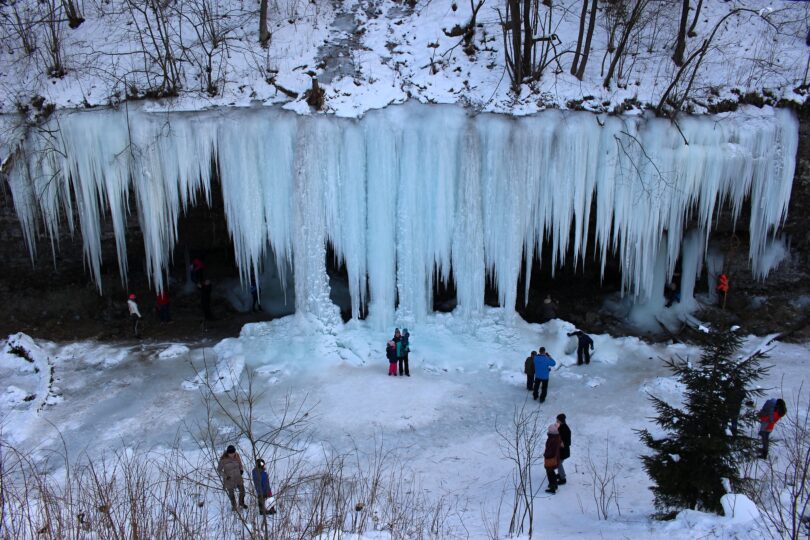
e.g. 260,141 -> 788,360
2,104 -> 798,326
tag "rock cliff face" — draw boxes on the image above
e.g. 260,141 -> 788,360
0,105 -> 808,340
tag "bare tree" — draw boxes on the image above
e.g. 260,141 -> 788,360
61,0 -> 84,29
672,0 -> 689,66
586,437 -> 622,520
603,0 -> 651,89
574,0 -> 597,80
687,0 -> 702,37
259,0 -> 271,48
497,402 -> 545,538
656,8 -> 774,115
124,0 -> 182,97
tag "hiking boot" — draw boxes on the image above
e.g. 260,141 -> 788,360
558,479 -> 566,485
545,488 -> 556,494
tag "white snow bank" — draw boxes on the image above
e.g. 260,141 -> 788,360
158,344 -> 190,359
721,494 -> 761,524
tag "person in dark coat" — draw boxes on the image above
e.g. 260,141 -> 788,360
726,385 -> 747,437
567,329 -> 594,365
399,328 -> 411,376
540,295 -> 558,322
386,340 -> 397,376
251,458 -> 276,515
556,413 -> 571,484
544,423 -> 562,494
524,351 -> 536,391
217,445 -> 248,511
199,279 -> 214,321
532,347 -> 556,403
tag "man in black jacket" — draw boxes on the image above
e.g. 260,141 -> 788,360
567,329 -> 594,365
524,351 -> 536,391
556,413 -> 571,485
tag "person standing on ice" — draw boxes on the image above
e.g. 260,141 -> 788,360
556,413 -> 571,485
155,290 -> 171,323
250,278 -> 262,312
532,347 -> 556,402
399,328 -> 411,376
386,340 -> 398,376
524,351 -> 536,391
218,445 -> 248,511
543,423 -> 562,494
127,294 -> 142,338
567,329 -> 594,366
758,398 -> 787,459
540,294 -> 558,322
199,279 -> 214,321
252,458 -> 276,515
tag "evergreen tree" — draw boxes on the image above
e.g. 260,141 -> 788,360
638,330 -> 769,517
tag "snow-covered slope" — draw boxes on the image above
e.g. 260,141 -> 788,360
0,0 -> 806,117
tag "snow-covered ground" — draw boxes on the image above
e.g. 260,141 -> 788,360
1,310 -> 807,538
0,0 -> 806,117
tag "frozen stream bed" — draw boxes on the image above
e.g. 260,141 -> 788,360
1,310 -> 807,538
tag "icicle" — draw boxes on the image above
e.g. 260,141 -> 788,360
1,104 -> 797,325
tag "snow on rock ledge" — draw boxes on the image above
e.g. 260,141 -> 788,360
2,103 -> 798,327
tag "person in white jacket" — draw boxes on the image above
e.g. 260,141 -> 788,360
127,294 -> 142,338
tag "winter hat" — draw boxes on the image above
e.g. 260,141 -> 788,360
256,458 -> 265,468
556,413 -> 566,423
128,294 -> 136,300
547,423 -> 559,435
226,445 -> 236,454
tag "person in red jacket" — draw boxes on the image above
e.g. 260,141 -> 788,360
758,398 -> 787,459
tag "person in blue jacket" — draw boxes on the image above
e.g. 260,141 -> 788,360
532,347 -> 556,403
251,458 -> 276,515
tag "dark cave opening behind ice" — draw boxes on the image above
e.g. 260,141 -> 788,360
2,103 -> 798,329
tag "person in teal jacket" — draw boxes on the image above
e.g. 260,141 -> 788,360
532,347 -> 556,403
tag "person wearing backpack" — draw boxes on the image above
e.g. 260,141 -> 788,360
758,398 -> 787,459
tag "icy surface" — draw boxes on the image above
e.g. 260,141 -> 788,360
1,313 -> 807,539
3,104 -> 798,324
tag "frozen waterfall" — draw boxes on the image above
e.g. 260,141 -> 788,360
2,103 -> 798,326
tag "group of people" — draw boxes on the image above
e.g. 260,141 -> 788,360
217,445 -> 277,515
385,328 -> 411,376
123,257 -> 222,339
522,329 -> 594,402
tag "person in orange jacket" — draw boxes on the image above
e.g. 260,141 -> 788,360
758,398 -> 787,459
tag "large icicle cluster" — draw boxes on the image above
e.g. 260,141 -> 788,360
3,104 -> 798,326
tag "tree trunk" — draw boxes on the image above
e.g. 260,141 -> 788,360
570,0 -> 588,75
673,0 -> 689,66
603,0 -> 645,88
687,0 -> 703,37
259,0 -> 270,48
521,0 -> 533,78
509,0 -> 523,89
575,0 -> 597,80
